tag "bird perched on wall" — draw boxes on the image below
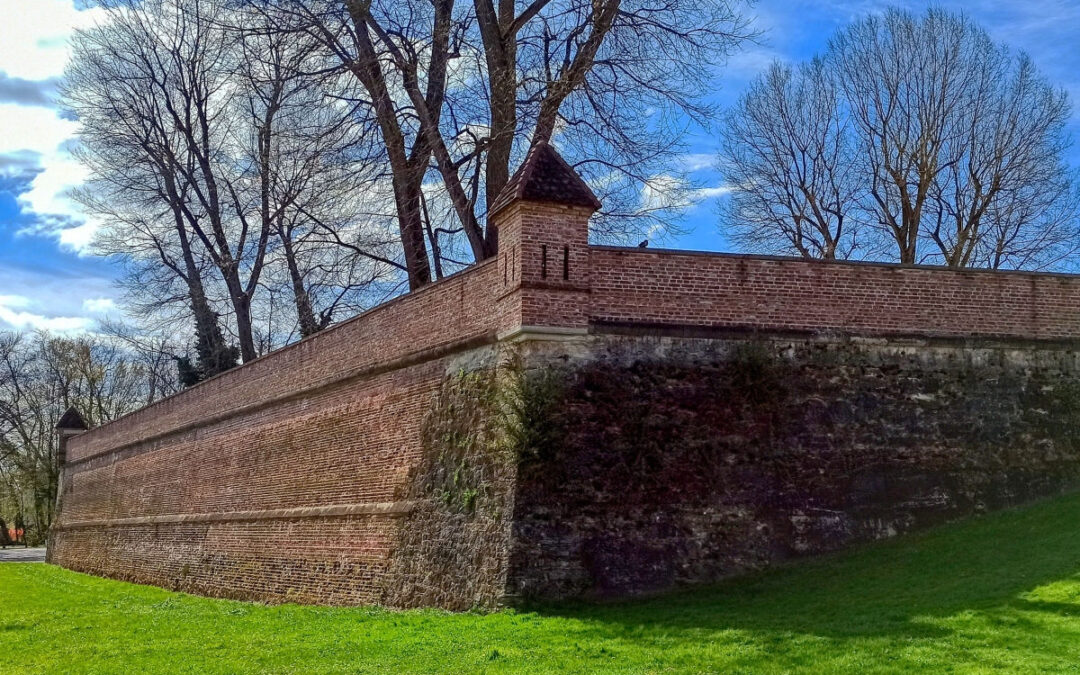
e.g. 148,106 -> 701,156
638,239 -> 649,248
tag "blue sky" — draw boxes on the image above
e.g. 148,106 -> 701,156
2,0 -> 1080,332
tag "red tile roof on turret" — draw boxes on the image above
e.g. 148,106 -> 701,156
56,406 -> 88,431
488,141 -> 602,217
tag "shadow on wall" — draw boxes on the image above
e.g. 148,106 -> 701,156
503,336 -> 1080,601
532,489 -> 1080,649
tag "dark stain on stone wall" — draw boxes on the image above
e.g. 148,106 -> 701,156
507,337 -> 1080,601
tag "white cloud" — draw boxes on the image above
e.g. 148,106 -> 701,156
0,2 -> 105,254
0,295 -> 31,309
0,294 -> 93,333
0,1 -> 106,81
695,185 -> 734,200
639,176 -> 734,223
723,46 -> 785,82
640,174 -> 692,212
82,297 -> 116,314
0,106 -> 79,166
0,103 -> 94,251
57,218 -> 99,251
0,266 -> 118,334
681,154 -> 717,172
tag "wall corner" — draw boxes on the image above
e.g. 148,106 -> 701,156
49,406 -> 89,561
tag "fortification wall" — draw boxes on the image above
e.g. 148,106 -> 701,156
48,158 -> 1080,607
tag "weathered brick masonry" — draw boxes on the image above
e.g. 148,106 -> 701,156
52,263 -> 510,605
50,143 -> 1080,607
591,247 -> 1080,339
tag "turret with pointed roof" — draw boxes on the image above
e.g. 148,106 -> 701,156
55,406 -> 88,475
488,141 -> 601,218
489,142 -> 600,338
56,406 -> 88,433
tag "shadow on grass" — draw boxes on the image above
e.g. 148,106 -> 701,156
7,495 -> 1080,673
530,491 -> 1080,642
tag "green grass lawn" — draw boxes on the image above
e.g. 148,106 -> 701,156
6,495 -> 1080,674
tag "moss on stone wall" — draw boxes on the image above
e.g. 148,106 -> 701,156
418,369 -> 514,515
380,366 -> 519,609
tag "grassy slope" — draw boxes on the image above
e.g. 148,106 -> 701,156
5,494 -> 1080,674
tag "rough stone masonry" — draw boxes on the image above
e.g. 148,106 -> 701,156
49,143 -> 1080,609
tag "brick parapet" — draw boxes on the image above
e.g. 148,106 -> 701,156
589,247 -> 1080,341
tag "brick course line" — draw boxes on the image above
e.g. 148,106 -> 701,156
53,501 -> 416,530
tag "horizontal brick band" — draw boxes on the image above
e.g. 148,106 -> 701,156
64,331 -> 499,471
53,501 -> 416,530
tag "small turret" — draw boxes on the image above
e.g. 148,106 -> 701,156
489,142 -> 600,337
488,141 -> 602,219
56,406 -> 88,434
55,406 -> 88,471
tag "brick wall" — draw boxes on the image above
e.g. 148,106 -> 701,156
590,248 -> 1080,339
51,259 -> 512,605
66,257 -> 507,464
49,187 -> 1080,607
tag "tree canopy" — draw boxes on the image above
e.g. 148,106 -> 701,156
720,8 -> 1080,270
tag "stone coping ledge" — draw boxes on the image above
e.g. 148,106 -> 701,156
53,501 -> 416,530
589,320 -> 1080,347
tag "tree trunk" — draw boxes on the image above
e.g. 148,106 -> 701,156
227,274 -> 257,363
343,0 -> 433,290
393,171 -> 433,290
176,221 -> 232,374
280,231 -> 321,337
476,0 -> 519,252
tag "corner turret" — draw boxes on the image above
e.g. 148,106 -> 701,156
489,142 -> 600,338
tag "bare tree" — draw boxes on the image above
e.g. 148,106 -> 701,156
65,0 -> 254,366
230,6 -> 397,337
114,0 -> 267,363
924,53 -> 1078,269
67,0 -> 395,367
720,60 -> 863,259
97,319 -> 183,404
721,8 -> 1079,270
257,0 -> 753,288
0,331 -> 161,542
64,8 -> 240,376
72,0 -> 281,362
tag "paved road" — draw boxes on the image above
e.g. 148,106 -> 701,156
0,547 -> 46,562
